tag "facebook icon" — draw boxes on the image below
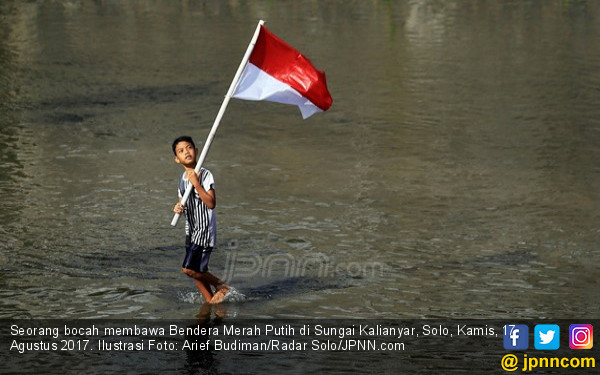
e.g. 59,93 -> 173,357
504,324 -> 529,350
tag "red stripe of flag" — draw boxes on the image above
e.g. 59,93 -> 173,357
249,26 -> 333,112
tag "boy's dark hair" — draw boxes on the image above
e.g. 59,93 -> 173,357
172,136 -> 196,155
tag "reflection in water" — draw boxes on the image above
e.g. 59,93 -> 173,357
183,303 -> 221,374
0,0 -> 598,322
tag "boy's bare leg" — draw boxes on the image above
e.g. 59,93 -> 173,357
183,268 -> 214,302
202,272 -> 229,291
210,289 -> 227,304
183,268 -> 230,304
202,272 -> 229,304
193,279 -> 214,302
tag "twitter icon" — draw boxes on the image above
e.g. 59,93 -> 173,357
535,324 -> 560,350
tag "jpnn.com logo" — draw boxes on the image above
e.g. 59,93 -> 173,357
504,324 -> 529,350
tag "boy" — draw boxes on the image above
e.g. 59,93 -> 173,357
172,136 -> 229,304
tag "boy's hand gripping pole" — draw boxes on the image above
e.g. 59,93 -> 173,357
171,20 -> 265,227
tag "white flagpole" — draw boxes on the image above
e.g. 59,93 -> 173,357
171,19 -> 265,227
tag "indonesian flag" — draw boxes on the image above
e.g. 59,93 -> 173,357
232,25 -> 333,119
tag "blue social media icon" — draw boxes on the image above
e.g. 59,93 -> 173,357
504,324 -> 529,350
533,324 -> 560,350
534,324 -> 560,350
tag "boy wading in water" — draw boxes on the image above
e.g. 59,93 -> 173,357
172,136 -> 229,304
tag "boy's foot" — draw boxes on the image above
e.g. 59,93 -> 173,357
210,286 -> 230,304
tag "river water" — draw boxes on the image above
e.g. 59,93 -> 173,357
1,0 -> 599,323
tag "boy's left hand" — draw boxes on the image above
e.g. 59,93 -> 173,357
185,169 -> 201,186
173,203 -> 185,214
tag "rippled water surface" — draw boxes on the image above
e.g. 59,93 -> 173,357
1,0 -> 599,321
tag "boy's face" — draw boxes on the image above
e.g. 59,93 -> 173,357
174,141 -> 198,167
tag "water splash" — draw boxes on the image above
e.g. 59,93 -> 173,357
177,288 -> 247,304
177,290 -> 204,304
221,287 -> 246,303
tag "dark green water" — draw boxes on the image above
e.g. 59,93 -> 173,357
1,0 -> 599,321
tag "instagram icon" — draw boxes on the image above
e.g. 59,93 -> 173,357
569,324 -> 593,349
